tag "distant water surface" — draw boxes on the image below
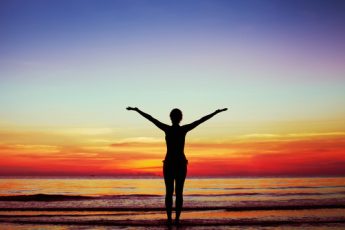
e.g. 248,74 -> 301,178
0,177 -> 345,229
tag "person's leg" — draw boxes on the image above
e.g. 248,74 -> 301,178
163,163 -> 174,224
175,162 -> 187,224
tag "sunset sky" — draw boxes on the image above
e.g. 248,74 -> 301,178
1,0 -> 345,177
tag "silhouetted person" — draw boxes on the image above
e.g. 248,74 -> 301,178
126,107 -> 227,225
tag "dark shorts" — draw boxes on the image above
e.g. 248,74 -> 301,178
163,159 -> 188,180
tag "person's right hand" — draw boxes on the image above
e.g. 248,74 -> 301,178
126,107 -> 138,111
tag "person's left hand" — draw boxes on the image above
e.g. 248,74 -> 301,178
126,107 -> 138,111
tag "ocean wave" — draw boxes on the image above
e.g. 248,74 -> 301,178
0,194 -> 160,201
0,204 -> 345,211
1,190 -> 344,202
202,185 -> 345,190
0,194 -> 94,201
186,191 -> 345,197
0,215 -> 345,227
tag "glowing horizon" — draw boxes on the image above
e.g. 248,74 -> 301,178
1,0 -> 345,177
1,124 -> 344,177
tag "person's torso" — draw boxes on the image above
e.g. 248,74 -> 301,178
164,125 -> 187,162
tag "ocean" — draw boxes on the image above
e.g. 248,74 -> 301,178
0,177 -> 345,229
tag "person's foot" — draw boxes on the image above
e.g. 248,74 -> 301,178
166,218 -> 172,226
175,218 -> 180,226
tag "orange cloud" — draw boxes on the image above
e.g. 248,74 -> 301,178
0,128 -> 344,177
187,134 -> 345,176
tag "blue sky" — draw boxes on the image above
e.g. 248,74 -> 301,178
1,0 -> 344,130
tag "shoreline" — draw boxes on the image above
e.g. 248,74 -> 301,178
1,216 -> 345,227
1,204 -> 345,211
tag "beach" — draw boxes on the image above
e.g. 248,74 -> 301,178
0,177 -> 345,229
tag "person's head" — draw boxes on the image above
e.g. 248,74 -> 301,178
170,108 -> 182,125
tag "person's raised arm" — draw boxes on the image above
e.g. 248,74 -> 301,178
184,108 -> 228,131
126,107 -> 168,131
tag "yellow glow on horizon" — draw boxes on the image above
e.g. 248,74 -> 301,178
0,121 -> 344,176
